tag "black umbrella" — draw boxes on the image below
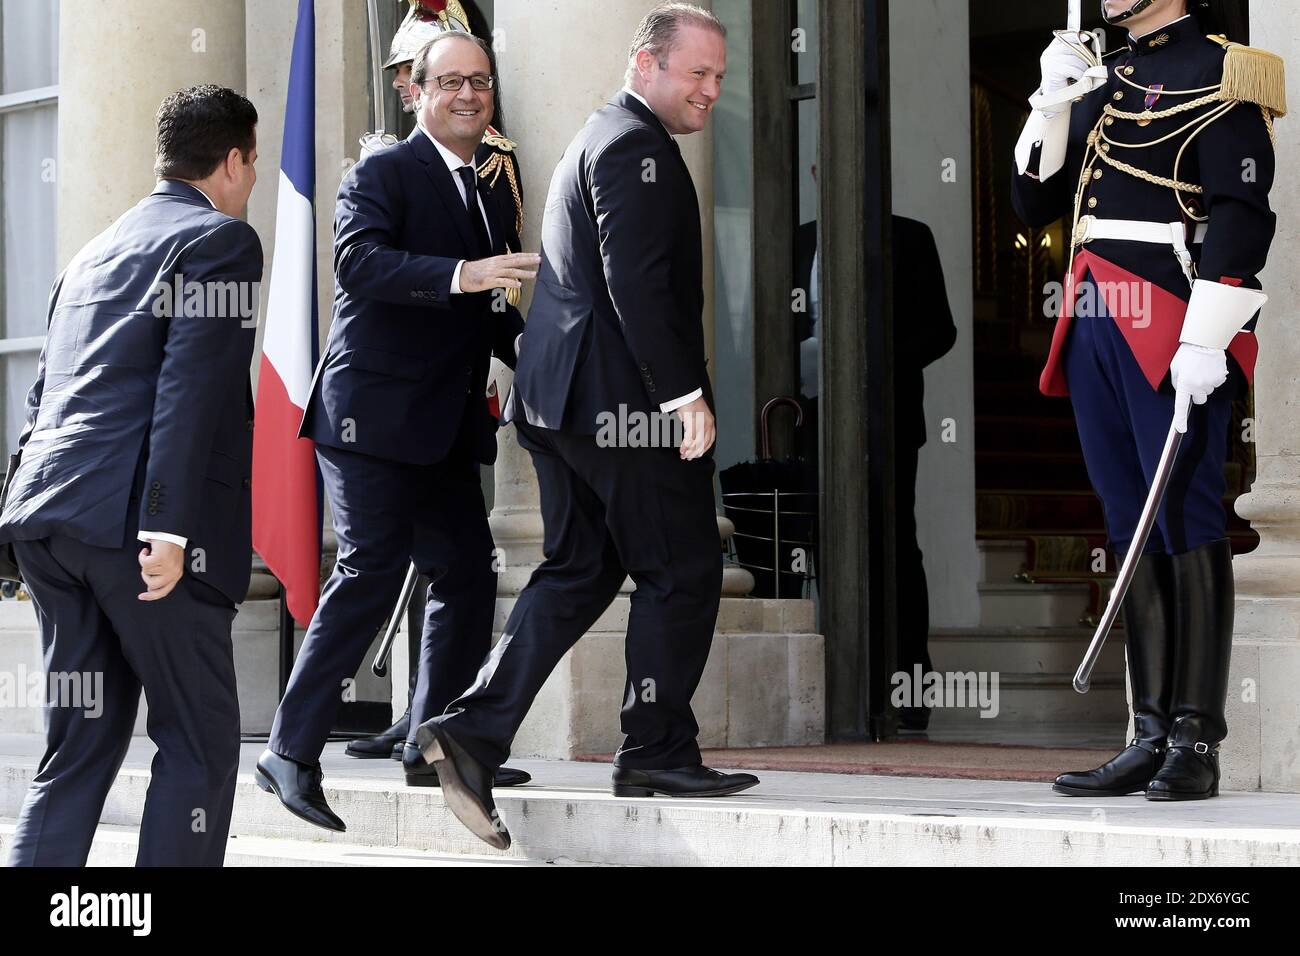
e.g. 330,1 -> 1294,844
720,397 -> 818,599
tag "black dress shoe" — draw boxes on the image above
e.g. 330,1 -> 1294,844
611,765 -> 759,798
254,749 -> 346,832
391,741 -> 403,760
401,744 -> 532,788
415,722 -> 510,850
345,711 -> 411,759
1052,738 -> 1166,796
1146,716 -> 1221,801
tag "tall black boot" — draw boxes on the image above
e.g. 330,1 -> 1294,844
1147,538 -> 1233,801
1054,551 -> 1174,796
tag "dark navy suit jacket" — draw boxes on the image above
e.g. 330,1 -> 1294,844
0,180 -> 263,604
301,127 -> 524,465
506,90 -> 711,433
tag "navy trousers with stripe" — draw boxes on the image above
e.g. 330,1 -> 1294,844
1062,274 -> 1238,557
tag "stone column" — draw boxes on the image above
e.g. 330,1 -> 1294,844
1221,8 -> 1300,792
58,0 -> 247,264
489,0 -> 751,595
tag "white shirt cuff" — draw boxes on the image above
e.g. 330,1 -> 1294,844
659,388 -> 703,414
450,260 -> 465,294
514,333 -> 522,356
139,531 -> 188,549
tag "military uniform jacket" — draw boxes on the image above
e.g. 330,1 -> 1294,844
1012,15 -> 1283,397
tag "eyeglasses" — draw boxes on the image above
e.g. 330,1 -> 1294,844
425,73 -> 495,92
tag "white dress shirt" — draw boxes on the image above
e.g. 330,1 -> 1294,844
417,122 -> 492,294
619,87 -> 703,415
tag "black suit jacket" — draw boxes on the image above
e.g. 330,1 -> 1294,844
301,127 -> 524,465
506,90 -> 711,433
795,215 -> 956,448
0,180 -> 263,604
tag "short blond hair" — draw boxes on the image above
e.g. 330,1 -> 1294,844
625,3 -> 726,86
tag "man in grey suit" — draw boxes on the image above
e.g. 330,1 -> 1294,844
0,86 -> 262,866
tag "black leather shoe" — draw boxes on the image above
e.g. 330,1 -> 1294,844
1054,552 -> 1174,797
1053,737 -> 1166,796
345,711 -> 411,759
611,765 -> 759,798
415,722 -> 510,850
401,744 -> 532,788
391,741 -> 403,760
254,748 -> 346,832
1147,717 -> 1220,800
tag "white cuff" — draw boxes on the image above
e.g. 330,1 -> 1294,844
1015,65 -> 1107,180
1015,108 -> 1072,180
660,388 -> 703,414
1179,279 -> 1268,350
450,260 -> 465,295
139,530 -> 188,549
514,333 -> 522,357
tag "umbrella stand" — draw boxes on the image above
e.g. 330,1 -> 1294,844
719,396 -> 819,599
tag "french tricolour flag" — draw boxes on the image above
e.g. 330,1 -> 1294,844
253,0 -> 321,627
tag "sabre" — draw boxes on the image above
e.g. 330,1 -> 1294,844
1074,422 -> 1183,693
371,561 -> 421,677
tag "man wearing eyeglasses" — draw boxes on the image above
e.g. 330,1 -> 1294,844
255,31 -> 539,832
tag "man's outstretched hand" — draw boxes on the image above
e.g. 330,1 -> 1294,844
459,252 -> 540,293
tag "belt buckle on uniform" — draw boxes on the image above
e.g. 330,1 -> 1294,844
1073,214 -> 1095,246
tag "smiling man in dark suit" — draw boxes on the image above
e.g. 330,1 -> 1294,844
255,31 -> 538,832
417,2 -> 758,851
0,86 -> 262,866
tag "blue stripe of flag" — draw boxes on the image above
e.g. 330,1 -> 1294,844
281,0 -> 315,199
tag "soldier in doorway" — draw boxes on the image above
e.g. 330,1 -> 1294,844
1011,0 -> 1283,800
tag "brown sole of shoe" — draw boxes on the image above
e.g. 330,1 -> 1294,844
416,725 -> 511,851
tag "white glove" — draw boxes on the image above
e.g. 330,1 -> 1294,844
1037,36 -> 1092,114
1170,343 -> 1228,434
1016,36 -> 1107,179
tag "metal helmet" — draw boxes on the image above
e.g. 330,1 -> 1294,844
383,0 -> 472,70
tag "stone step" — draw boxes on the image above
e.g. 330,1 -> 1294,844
0,819 -> 592,867
976,539 -> 1029,584
977,580 -> 1093,628
3,740 -> 1297,866
923,626 -> 1127,727
929,626 -> 1123,675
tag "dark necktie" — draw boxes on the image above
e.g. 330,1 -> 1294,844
456,165 -> 492,258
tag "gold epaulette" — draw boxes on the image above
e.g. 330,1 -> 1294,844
1209,34 -> 1287,117
481,131 -> 518,152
